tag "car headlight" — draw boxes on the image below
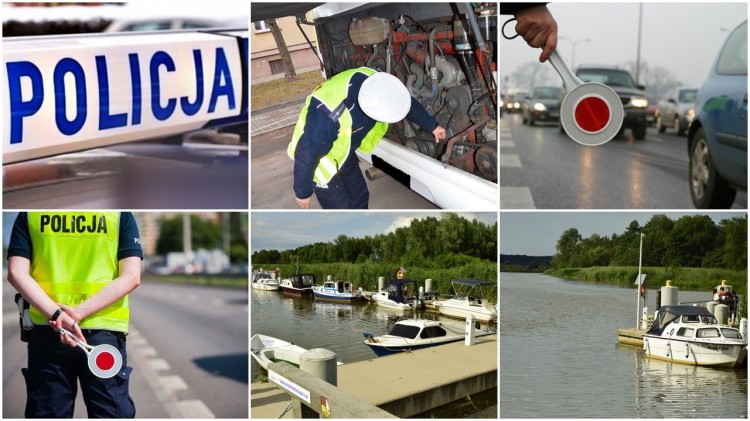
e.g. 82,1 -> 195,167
499,99 -> 504,107
533,102 -> 547,111
686,108 -> 695,121
631,97 -> 648,108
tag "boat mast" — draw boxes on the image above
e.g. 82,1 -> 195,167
635,233 -> 644,329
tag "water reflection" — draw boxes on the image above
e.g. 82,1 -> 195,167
630,347 -> 747,418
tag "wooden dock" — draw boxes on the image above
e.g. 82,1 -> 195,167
251,334 -> 498,418
617,328 -> 646,346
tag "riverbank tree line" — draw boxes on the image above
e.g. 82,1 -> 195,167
552,215 -> 746,271
253,213 -> 496,266
252,213 -> 497,293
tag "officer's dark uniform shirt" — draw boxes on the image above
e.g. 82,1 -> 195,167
8,212 -> 144,261
293,72 -> 440,199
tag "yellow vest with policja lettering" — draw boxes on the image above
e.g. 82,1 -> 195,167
27,212 -> 130,333
287,67 -> 389,185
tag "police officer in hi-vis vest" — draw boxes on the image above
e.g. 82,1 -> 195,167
7,212 -> 142,418
288,67 -> 447,209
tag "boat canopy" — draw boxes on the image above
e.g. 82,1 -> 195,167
451,279 -> 493,286
647,305 -> 714,336
385,279 -> 417,303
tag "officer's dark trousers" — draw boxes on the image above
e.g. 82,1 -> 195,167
314,158 -> 369,209
23,327 -> 135,418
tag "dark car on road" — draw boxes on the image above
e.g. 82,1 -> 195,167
688,20 -> 747,208
565,66 -> 650,139
655,86 -> 698,136
521,86 -> 563,126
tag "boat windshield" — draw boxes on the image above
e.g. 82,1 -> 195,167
721,328 -> 743,339
388,324 -> 420,339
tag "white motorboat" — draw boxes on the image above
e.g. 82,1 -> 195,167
371,279 -> 417,311
250,334 -> 307,370
433,279 -> 497,322
643,305 -> 747,368
363,318 -> 492,357
312,280 -> 363,302
251,271 -> 280,291
251,334 -> 343,370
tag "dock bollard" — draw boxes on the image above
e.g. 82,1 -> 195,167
300,348 -> 338,387
465,314 -> 476,346
715,304 -> 729,325
707,300 -> 717,315
378,277 -> 385,291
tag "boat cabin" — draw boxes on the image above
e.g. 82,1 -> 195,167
253,271 -> 274,282
322,281 -> 354,293
384,279 -> 417,304
287,274 -> 315,289
646,305 -> 743,340
388,321 -> 448,340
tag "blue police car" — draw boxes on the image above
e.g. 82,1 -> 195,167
688,20 -> 747,208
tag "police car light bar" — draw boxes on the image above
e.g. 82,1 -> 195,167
2,30 -> 248,164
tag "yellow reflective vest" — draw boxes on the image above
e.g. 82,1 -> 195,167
288,67 -> 389,185
28,212 -> 130,333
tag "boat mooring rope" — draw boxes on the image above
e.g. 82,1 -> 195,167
278,403 -> 292,418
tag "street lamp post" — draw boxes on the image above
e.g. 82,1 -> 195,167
559,36 -> 590,70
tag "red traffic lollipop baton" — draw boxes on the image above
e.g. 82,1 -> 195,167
59,328 -> 123,379
548,49 -> 624,146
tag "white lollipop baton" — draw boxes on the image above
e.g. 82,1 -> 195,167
547,49 -> 624,146
59,328 -> 123,379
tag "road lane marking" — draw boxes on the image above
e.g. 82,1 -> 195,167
500,140 -> 515,148
129,327 -> 216,418
147,358 -> 171,371
159,375 -> 189,392
175,400 -> 216,418
500,187 -> 536,209
500,154 -> 522,168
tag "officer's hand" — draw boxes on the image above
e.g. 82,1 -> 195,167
514,5 -> 558,62
50,311 -> 86,347
60,304 -> 84,323
295,194 -> 315,209
432,126 -> 447,143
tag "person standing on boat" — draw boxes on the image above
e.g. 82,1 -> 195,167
289,68 -> 447,209
7,212 -> 142,418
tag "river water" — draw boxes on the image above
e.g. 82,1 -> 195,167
250,289 -> 497,380
500,272 -> 747,418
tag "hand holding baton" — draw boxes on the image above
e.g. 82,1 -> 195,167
59,328 -> 123,379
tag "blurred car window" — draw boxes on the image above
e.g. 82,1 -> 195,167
716,22 -> 747,75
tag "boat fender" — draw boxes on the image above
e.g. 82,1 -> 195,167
666,341 -> 671,358
685,343 -> 690,359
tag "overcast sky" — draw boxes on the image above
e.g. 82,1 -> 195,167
501,2 -> 747,90
500,211 -> 747,256
251,212 -> 497,252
